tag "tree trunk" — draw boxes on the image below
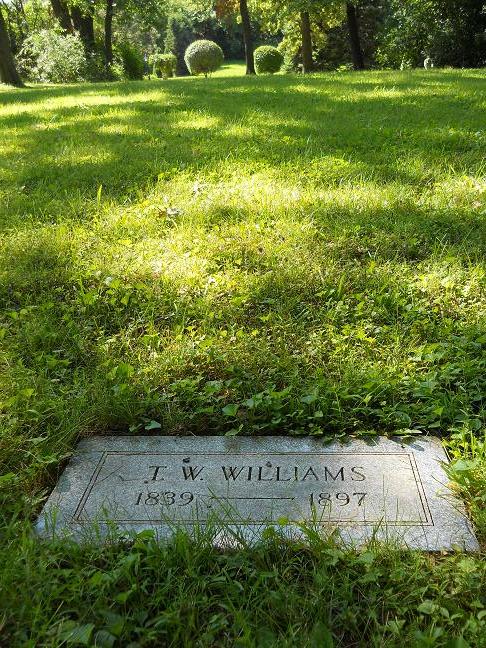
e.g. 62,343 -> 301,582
104,0 -> 114,68
49,0 -> 73,33
0,7 -> 24,87
239,0 -> 255,75
71,4 -> 95,53
346,2 -> 364,70
300,11 -> 313,73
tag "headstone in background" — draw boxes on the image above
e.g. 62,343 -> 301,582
36,435 -> 479,551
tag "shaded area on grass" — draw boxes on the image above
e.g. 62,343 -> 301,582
1,71 -> 485,229
1,520 -> 486,647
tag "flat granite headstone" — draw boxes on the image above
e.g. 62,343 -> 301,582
36,436 -> 479,551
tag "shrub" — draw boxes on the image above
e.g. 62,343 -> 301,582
149,52 -> 177,79
16,29 -> 86,83
117,42 -> 144,80
254,46 -> 283,74
376,0 -> 486,69
184,40 -> 223,76
85,48 -> 115,82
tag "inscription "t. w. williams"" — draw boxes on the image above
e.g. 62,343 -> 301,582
144,464 -> 366,483
72,449 -> 437,529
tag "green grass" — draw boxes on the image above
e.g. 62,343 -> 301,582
212,59 -> 248,76
1,68 -> 485,646
2,526 -> 486,647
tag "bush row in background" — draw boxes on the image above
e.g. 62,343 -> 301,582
182,41 -> 285,78
15,31 -> 227,84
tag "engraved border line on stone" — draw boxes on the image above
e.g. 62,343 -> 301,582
72,450 -> 434,527
408,451 -> 434,526
73,451 -> 108,521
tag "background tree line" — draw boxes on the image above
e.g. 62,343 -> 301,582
1,0 -> 485,86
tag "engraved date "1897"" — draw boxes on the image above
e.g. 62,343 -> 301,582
310,492 -> 367,507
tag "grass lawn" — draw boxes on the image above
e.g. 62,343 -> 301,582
1,66 -> 485,646
212,59 -> 248,76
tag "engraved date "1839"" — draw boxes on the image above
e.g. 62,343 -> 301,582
135,491 -> 194,506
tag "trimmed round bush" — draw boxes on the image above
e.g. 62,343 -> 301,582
254,46 -> 283,75
184,40 -> 223,77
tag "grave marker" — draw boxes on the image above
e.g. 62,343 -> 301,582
36,436 -> 479,551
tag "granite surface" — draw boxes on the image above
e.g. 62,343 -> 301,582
35,435 -> 479,550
